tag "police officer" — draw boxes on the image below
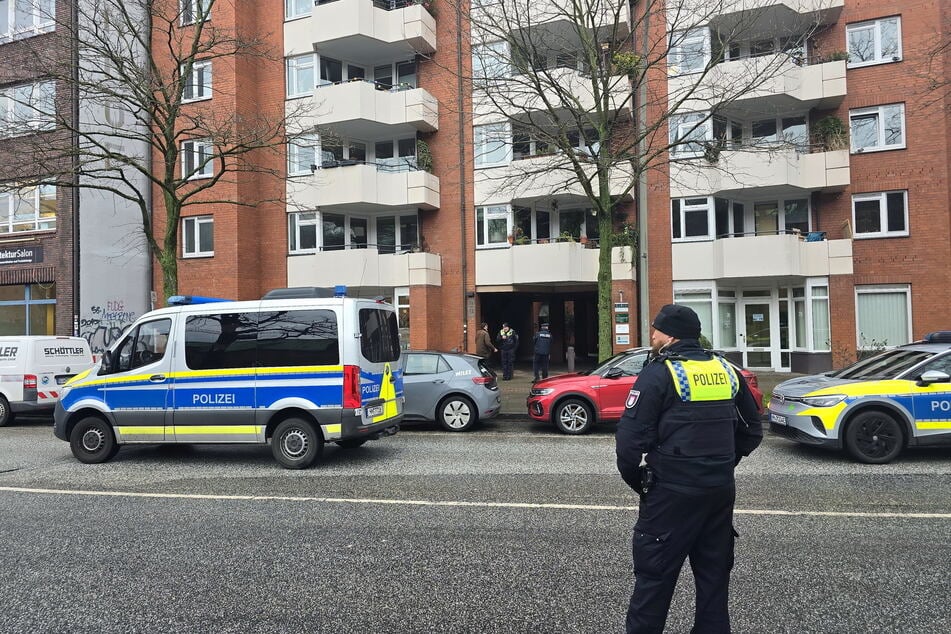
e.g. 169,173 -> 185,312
497,322 -> 519,380
532,322 -> 552,382
616,304 -> 762,634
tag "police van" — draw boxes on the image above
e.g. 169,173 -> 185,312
0,336 -> 94,426
53,290 -> 403,468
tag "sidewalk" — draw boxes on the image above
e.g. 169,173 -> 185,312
492,361 -> 792,418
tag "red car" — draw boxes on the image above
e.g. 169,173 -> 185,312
526,348 -> 764,434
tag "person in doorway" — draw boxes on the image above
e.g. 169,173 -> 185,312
475,322 -> 497,361
496,322 -> 519,380
616,304 -> 762,634
532,322 -> 552,382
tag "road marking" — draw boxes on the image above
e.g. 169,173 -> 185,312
2,486 -> 950,519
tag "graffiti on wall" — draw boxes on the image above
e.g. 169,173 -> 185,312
80,300 -> 137,354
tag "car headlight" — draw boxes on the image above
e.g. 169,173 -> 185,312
530,388 -> 554,396
800,394 -> 846,407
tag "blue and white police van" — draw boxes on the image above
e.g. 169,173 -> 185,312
54,289 -> 402,469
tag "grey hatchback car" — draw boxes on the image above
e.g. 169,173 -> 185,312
401,351 -> 501,431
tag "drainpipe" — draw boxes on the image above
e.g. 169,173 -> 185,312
636,4 -> 650,346
456,3 -> 469,351
70,0 -> 80,335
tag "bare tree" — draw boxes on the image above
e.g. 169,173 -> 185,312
461,0 -> 839,359
5,0 -> 311,301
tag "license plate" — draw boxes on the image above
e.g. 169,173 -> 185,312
366,404 -> 383,418
770,412 -> 786,425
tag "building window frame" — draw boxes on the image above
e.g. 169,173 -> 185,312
473,40 -> 510,80
855,284 -> 911,349
475,204 -> 511,247
846,16 -> 902,68
0,0 -> 55,42
288,211 -> 319,253
0,283 -> 56,336
849,103 -> 905,154
180,0 -> 209,26
0,183 -> 56,234
669,111 -> 711,157
181,139 -> 214,179
182,60 -> 212,102
474,122 -> 511,168
285,0 -> 311,20
668,28 -> 710,76
182,215 -> 214,258
0,80 -> 56,138
288,133 -> 319,176
286,53 -> 315,98
852,190 -> 908,238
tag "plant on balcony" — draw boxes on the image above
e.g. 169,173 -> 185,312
825,50 -> 849,62
611,51 -> 642,77
559,231 -> 577,243
614,222 -> 639,263
813,115 -> 849,151
416,139 -> 433,173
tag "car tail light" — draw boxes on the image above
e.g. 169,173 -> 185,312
343,365 -> 361,409
472,376 -> 492,385
23,374 -> 37,389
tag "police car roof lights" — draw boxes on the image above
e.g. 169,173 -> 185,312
922,331 -> 951,344
167,295 -> 234,306
261,287 -> 339,300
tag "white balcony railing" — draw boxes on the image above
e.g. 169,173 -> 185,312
288,249 -> 442,289
672,234 -> 853,281
288,163 -> 440,212
669,148 -> 849,198
307,80 -> 438,136
475,243 -> 635,286
475,155 -> 633,206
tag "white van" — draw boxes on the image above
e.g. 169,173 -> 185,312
54,292 -> 403,468
0,336 -> 95,426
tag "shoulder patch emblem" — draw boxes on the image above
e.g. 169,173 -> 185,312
625,389 -> 640,409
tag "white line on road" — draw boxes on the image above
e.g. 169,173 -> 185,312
2,486 -> 950,519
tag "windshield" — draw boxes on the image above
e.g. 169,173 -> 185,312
829,349 -> 934,380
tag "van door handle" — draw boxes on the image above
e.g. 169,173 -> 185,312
149,374 -> 166,382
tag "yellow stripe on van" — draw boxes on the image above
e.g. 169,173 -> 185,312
173,425 -> 263,435
323,424 -> 342,434
115,426 -> 165,436
71,365 -> 345,388
916,421 -> 951,430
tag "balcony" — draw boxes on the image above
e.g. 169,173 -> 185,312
475,243 -> 635,287
475,155 -> 633,206
288,163 -> 440,212
288,249 -> 442,289
306,80 -> 438,138
296,0 -> 436,64
706,1 -> 843,41
669,148 -> 849,199
671,234 -> 853,281
473,0 -> 630,38
474,67 -> 630,122
670,57 -> 846,116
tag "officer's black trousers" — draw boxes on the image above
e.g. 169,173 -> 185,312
501,349 -> 515,379
532,353 -> 549,380
626,482 -> 736,634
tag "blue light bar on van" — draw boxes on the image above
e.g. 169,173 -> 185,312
334,285 -> 347,298
167,295 -> 233,306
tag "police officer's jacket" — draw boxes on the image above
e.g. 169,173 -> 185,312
616,340 -> 762,492
533,329 -> 552,355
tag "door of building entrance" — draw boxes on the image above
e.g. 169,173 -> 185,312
739,302 -> 773,368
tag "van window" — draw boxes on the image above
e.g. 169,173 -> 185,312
258,310 -> 339,367
359,308 -> 401,363
185,312 -> 257,370
113,319 -> 172,372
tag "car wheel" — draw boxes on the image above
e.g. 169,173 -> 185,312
437,395 -> 477,432
271,418 -> 323,469
554,398 -> 593,435
69,416 -> 118,464
336,438 -> 367,449
0,395 -> 12,427
844,410 -> 905,464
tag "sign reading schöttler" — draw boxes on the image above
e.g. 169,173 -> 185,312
0,246 -> 43,265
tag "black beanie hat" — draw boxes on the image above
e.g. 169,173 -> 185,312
652,304 -> 701,339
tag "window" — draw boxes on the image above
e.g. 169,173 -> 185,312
286,54 -> 315,98
288,211 -> 318,253
0,81 -> 55,137
359,308 -> 401,363
377,214 -> 418,254
184,313 -> 257,370
112,319 -> 173,372
671,198 -> 711,240
476,205 -> 510,247
180,0 -> 209,25
318,56 -> 342,86
182,139 -> 214,178
856,285 -> 910,348
0,0 -> 54,40
183,215 -> 214,257
850,104 -> 905,153
811,284 -> 830,351
847,17 -> 901,67
474,123 -> 510,167
0,283 -> 55,335
852,191 -> 908,238
288,133 -> 319,176
0,183 -> 55,234
182,60 -> 212,101
257,310 -> 339,367
473,41 -> 509,79
669,112 -> 710,156
669,28 -> 710,75
285,0 -> 311,20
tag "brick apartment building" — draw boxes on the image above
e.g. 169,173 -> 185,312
0,0 -> 149,351
162,0 -> 949,373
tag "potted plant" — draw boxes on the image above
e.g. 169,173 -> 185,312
813,115 -> 848,151
559,230 -> 576,243
416,139 -> 433,173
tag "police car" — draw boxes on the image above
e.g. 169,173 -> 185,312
768,332 -> 951,463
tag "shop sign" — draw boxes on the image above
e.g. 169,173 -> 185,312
0,246 -> 43,265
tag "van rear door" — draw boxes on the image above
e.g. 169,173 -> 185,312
357,305 -> 403,424
32,338 -> 93,405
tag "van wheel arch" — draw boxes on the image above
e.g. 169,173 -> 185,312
842,406 -> 908,464
0,394 -> 12,427
265,409 -> 324,442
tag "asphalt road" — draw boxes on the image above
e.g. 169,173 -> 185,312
1,417 -> 949,634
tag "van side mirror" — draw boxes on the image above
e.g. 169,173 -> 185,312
100,350 -> 114,374
918,370 -> 950,387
